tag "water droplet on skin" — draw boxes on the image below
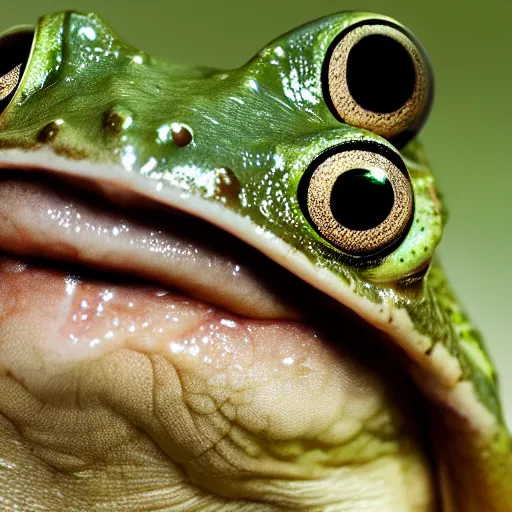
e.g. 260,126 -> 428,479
220,319 -> 237,328
78,27 -> 96,41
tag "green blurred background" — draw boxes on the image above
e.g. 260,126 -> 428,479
2,1 -> 511,420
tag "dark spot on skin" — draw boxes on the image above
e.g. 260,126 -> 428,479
425,345 -> 434,356
102,111 -> 124,135
215,167 -> 240,205
37,122 -> 61,143
172,125 -> 193,147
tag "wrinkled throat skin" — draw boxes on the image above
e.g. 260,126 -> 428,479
0,10 -> 510,512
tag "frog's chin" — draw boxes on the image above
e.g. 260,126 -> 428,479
0,248 -> 436,509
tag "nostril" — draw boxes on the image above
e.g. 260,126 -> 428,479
102,108 -> 135,137
171,123 -> 193,147
102,110 -> 126,136
37,120 -> 64,143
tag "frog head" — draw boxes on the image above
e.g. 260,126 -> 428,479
0,11 -> 509,511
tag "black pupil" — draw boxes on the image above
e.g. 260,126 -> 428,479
330,168 -> 394,231
346,33 -> 416,113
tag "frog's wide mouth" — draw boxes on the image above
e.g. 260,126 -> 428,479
0,169 -> 303,319
0,165 -> 436,508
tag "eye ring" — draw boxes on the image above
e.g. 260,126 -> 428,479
299,143 -> 414,258
323,20 -> 433,147
0,27 -> 34,115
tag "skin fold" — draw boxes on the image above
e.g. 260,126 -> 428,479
0,10 -> 509,511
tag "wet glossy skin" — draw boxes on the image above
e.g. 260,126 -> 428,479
0,10 -> 510,511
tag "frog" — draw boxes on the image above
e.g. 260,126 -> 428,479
0,9 -> 509,511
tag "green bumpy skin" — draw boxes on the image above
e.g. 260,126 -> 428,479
0,10 -> 510,511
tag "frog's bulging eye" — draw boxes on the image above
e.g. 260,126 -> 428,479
299,143 -> 414,258
323,20 -> 433,147
0,27 -> 34,114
